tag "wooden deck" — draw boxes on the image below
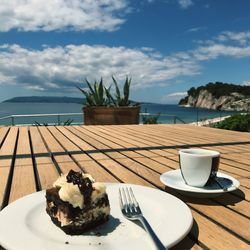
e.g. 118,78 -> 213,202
0,124 -> 249,249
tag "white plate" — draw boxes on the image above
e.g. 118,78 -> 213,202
0,183 -> 193,250
160,170 -> 240,198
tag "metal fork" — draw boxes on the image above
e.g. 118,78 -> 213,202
119,187 -> 166,250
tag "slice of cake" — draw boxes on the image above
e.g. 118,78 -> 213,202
45,170 -> 110,235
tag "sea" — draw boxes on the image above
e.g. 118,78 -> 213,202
0,102 -> 238,126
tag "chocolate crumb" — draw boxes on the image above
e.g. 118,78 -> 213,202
65,241 -> 69,244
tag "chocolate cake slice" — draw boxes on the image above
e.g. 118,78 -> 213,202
45,170 -> 110,235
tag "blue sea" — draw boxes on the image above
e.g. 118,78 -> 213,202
0,102 -> 237,125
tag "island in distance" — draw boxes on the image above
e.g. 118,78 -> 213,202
2,96 -> 145,105
3,96 -> 86,104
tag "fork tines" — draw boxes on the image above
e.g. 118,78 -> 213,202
119,187 -> 141,213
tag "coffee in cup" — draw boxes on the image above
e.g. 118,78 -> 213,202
179,148 -> 220,187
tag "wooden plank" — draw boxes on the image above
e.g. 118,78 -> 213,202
0,127 -> 11,209
71,126 -> 174,177
0,127 -> 9,145
213,193 -> 250,218
67,126 -> 110,150
38,126 -> 64,153
89,126 -> 249,191
118,151 -> 173,174
85,126 -> 153,148
77,126 -> 126,149
29,127 -> 48,154
36,157 -> 59,190
163,186 -> 250,249
47,126 -> 80,152
90,152 -> 155,187
190,210 -> 250,249
183,197 -> 250,241
8,127 -> 36,203
127,125 -> 249,149
15,127 -> 31,156
54,155 -> 82,173
0,127 -> 19,207
0,159 -> 11,208
8,158 -> 36,203
69,127 -> 174,179
30,127 -> 59,190
0,127 -> 18,156
71,154 -> 119,183
100,125 -> 176,147
57,126 -> 95,151
133,151 -> 179,169
220,158 -> 249,172
114,156 -> 166,188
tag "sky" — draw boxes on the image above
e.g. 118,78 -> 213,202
0,0 -> 250,104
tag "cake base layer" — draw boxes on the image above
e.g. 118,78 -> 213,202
50,214 -> 109,235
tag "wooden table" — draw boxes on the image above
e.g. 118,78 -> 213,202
0,124 -> 249,249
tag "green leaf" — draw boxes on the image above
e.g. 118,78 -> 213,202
77,86 -> 88,97
85,78 -> 95,95
123,76 -> 131,105
112,76 -> 121,102
98,78 -> 104,104
105,85 -> 117,106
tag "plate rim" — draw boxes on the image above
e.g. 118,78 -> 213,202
160,169 -> 240,194
0,183 -> 193,250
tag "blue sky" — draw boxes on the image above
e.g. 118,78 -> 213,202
0,0 -> 250,103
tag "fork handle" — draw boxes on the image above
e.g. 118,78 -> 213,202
138,216 -> 167,250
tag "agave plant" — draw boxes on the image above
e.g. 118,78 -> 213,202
110,76 -> 131,107
78,76 -> 135,107
77,78 -> 111,106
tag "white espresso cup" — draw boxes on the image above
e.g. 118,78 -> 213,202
179,148 -> 220,187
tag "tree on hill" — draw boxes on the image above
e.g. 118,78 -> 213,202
179,82 -> 250,104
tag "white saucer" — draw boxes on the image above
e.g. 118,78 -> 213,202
160,170 -> 240,198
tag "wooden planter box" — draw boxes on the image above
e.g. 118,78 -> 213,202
83,106 -> 140,125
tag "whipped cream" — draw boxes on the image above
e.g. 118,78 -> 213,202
53,172 -> 106,209
91,182 -> 106,202
59,182 -> 84,209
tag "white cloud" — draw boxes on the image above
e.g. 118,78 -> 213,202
192,44 -> 250,61
178,0 -> 193,9
167,92 -> 187,97
178,30 -> 250,61
216,31 -> 250,45
242,80 -> 250,86
0,0 -> 129,32
161,91 -> 187,103
0,44 -> 199,92
186,26 -> 206,33
0,30 -> 250,94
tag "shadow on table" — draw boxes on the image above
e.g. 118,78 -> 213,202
82,215 -> 121,236
170,219 -> 199,250
164,186 -> 245,206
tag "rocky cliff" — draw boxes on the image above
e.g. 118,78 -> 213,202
179,82 -> 250,111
